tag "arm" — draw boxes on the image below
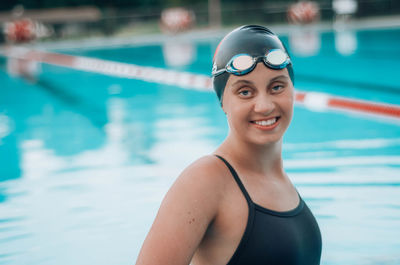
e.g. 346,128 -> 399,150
135,156 -> 222,265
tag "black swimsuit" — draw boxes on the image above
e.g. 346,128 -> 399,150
215,155 -> 322,265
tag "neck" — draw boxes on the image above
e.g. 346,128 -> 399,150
216,133 -> 285,178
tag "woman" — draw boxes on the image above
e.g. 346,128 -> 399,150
136,25 -> 322,265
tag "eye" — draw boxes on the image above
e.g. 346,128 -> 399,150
238,89 -> 253,97
270,84 -> 284,93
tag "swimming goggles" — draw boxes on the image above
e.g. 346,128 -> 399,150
212,49 -> 291,77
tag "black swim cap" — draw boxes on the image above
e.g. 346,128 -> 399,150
212,25 -> 294,104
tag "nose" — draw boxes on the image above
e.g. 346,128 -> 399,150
253,92 -> 275,115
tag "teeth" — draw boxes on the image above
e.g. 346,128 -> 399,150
254,118 -> 277,126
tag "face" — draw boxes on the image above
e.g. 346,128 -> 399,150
222,62 -> 294,146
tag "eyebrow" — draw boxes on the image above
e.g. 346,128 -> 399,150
231,75 -> 290,87
231,79 -> 254,87
268,75 -> 290,84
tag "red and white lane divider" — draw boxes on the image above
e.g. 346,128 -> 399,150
295,91 -> 400,120
4,47 -> 400,121
4,47 -> 212,91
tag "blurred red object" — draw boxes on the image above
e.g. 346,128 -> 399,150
287,1 -> 320,24
5,18 -> 36,43
160,7 -> 195,34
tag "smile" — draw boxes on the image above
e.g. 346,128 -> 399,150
250,117 -> 280,130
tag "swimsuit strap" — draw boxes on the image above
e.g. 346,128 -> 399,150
215,155 -> 253,205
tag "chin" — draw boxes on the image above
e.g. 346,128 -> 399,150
246,134 -> 284,147
252,128 -> 287,146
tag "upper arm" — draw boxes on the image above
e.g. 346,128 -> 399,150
135,156 -> 224,265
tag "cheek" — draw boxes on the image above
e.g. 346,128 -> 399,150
288,102 -> 294,122
225,104 -> 248,128
279,94 -> 294,118
283,88 -> 295,111
287,96 -> 294,110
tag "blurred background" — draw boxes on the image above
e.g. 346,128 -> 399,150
0,1 -> 400,265
0,0 -> 399,41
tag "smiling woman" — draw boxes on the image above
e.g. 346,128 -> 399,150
135,25 -> 322,265
223,70 -> 294,147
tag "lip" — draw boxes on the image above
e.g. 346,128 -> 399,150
250,117 -> 280,131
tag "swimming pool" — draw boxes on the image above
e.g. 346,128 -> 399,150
0,26 -> 400,265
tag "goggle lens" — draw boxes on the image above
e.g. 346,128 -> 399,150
265,49 -> 288,67
231,55 -> 254,71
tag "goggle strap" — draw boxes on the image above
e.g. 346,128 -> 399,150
212,68 -> 227,77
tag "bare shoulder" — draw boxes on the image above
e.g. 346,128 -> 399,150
177,154 -> 229,190
165,155 -> 230,208
135,155 -> 230,265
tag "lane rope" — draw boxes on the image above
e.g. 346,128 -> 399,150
4,47 -> 400,121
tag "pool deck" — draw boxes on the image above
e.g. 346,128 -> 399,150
1,14 -> 400,52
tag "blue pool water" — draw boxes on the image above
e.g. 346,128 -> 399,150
0,27 -> 400,265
